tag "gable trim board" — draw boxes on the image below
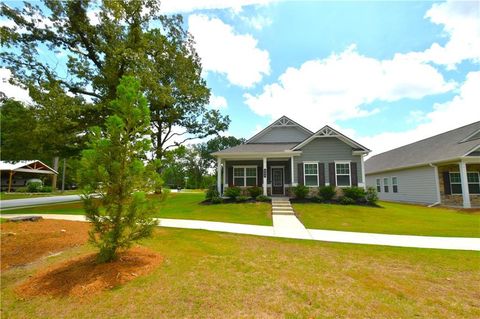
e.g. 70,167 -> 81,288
246,116 -> 313,144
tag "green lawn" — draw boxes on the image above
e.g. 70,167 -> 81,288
1,227 -> 479,318
294,201 -> 480,237
0,190 -> 81,200
1,193 -> 272,226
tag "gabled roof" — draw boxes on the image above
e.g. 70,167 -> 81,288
292,125 -> 371,152
246,115 -> 313,144
365,121 -> 480,174
0,160 -> 58,175
211,143 -> 299,156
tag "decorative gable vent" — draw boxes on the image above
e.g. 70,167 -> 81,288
316,126 -> 339,137
272,117 -> 296,127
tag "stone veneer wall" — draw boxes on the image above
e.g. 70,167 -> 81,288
438,163 -> 480,208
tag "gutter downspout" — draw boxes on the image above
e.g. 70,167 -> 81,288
428,163 -> 441,207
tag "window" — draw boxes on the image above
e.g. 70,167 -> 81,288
449,172 -> 462,194
392,177 -> 398,193
233,167 -> 257,187
376,179 -> 381,192
383,177 -> 389,192
467,172 -> 480,194
304,163 -> 318,186
336,163 -> 350,187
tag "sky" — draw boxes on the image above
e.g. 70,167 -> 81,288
1,0 -> 479,156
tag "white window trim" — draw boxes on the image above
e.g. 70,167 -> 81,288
450,171 -> 480,195
376,178 -> 381,193
303,162 -> 319,187
335,161 -> 351,187
467,171 -> 480,194
233,166 -> 257,187
383,177 -> 389,193
392,176 -> 398,193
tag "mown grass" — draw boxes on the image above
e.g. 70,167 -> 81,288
1,193 -> 272,226
294,201 -> 480,237
1,227 -> 479,318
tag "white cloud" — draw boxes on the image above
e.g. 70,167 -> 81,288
188,14 -> 270,87
402,0 -> 480,69
240,14 -> 273,30
0,68 -> 31,104
209,94 -> 228,109
160,0 -> 274,14
244,45 -> 455,130
360,71 -> 480,156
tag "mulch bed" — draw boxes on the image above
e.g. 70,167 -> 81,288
1,219 -> 90,271
15,246 -> 162,298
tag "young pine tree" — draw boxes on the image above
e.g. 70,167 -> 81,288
79,76 -> 162,263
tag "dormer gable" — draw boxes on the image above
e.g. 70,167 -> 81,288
247,116 -> 313,144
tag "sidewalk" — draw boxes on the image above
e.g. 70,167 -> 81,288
1,213 -> 479,251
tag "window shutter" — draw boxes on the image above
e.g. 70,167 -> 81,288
228,167 -> 233,187
329,162 -> 336,187
318,162 -> 325,187
257,166 -> 263,187
351,162 -> 358,186
297,163 -> 304,186
443,172 -> 451,195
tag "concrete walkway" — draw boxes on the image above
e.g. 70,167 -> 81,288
271,197 -> 312,239
1,213 -> 479,251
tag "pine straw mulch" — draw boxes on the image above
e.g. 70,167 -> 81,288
15,246 -> 162,298
1,219 -> 90,271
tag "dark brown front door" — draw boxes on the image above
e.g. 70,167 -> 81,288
272,168 -> 284,195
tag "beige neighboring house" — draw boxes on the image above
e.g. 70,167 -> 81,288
365,122 -> 480,208
0,160 -> 58,192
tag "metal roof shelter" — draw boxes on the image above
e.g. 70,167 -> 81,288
0,160 -> 58,192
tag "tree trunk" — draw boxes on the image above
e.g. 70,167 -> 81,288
52,157 -> 59,191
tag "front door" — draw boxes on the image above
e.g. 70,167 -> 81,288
272,168 -> 284,195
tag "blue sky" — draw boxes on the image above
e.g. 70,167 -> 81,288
1,0 -> 479,155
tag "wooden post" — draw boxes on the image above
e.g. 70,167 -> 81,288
61,158 -> 66,192
7,171 -> 14,193
51,157 -> 59,191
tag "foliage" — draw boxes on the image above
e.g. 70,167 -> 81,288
365,187 -> 379,205
339,196 -> 355,205
196,136 -> 246,169
1,0 -> 230,162
27,182 -> 43,193
311,196 -> 324,203
205,187 -> 220,201
78,76 -> 162,263
293,185 -> 309,199
224,186 -> 241,199
236,195 -> 249,203
256,195 -> 271,202
40,186 -> 52,193
247,187 -> 262,198
15,187 -> 28,193
318,186 -> 336,201
210,196 -> 223,204
342,187 -> 366,201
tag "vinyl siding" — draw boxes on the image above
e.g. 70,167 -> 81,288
365,166 -> 438,204
292,137 -> 363,184
250,126 -> 310,143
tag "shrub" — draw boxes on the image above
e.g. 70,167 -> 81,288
293,185 -> 309,199
205,187 -> 219,201
211,196 -> 223,204
247,186 -> 262,198
224,186 -> 241,199
256,195 -> 271,202
318,185 -> 336,201
40,186 -> 52,193
365,186 -> 379,205
236,195 -> 249,202
342,187 -> 366,201
311,195 -> 324,203
27,182 -> 43,193
339,196 -> 355,205
15,187 -> 28,193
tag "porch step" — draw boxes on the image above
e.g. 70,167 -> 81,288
272,206 -> 293,210
271,198 -> 296,216
272,211 -> 295,215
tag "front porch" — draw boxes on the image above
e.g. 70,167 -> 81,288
216,157 -> 296,196
437,161 -> 480,208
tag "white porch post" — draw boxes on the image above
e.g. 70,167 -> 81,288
217,157 -> 222,195
361,154 -> 366,189
459,161 -> 471,208
291,156 -> 295,186
223,159 -> 227,192
263,157 -> 267,196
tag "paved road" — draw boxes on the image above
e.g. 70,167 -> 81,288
1,213 -> 479,251
0,195 -> 82,209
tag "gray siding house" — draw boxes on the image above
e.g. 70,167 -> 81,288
365,121 -> 480,208
212,116 -> 370,196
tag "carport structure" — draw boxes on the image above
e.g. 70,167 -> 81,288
0,160 -> 58,192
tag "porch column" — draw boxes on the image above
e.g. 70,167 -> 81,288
263,157 -> 267,196
291,156 -> 295,186
459,161 -> 471,208
360,154 -> 366,189
223,159 -> 227,193
217,157 -> 222,194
